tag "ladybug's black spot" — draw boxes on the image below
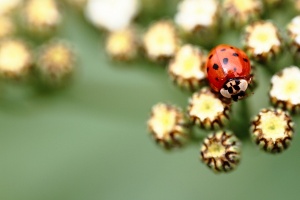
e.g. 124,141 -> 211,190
230,46 -> 234,49
233,53 -> 239,57
233,85 -> 240,91
209,54 -> 213,59
223,58 -> 228,64
233,67 -> 237,72
213,64 -> 219,70
215,77 -> 219,81
220,48 -> 226,51
207,67 -> 209,72
243,58 -> 249,62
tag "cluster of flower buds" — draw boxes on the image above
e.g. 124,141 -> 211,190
0,0 -> 77,95
141,1 -> 299,173
81,0 -> 300,174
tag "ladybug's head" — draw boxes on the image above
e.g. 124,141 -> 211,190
220,78 -> 248,101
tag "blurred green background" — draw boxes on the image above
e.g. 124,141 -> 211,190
0,1 -> 300,200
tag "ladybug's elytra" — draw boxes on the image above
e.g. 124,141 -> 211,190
206,44 -> 252,101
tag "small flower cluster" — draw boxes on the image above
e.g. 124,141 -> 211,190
82,0 -> 300,173
0,0 -> 77,94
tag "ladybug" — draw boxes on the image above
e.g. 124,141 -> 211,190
206,44 -> 252,101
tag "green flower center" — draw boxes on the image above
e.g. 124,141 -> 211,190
207,142 -> 226,158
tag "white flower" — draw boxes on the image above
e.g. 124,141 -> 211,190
105,27 -> 138,60
287,16 -> 300,44
270,66 -> 300,105
245,21 -> 280,55
251,108 -> 293,153
169,44 -> 205,80
0,0 -> 22,15
85,0 -> 140,31
174,0 -> 218,32
147,103 -> 190,149
168,44 -> 207,90
148,104 -> 178,139
37,41 -> 75,85
143,20 -> 179,61
0,39 -> 32,78
295,35 -> 300,45
23,0 -> 61,32
187,88 -> 231,129
223,0 -> 262,24
189,91 -> 225,121
287,16 -> 300,35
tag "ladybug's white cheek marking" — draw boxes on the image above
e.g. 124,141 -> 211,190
220,88 -> 231,98
239,79 -> 248,91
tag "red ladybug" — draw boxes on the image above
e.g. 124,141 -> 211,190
206,44 -> 252,101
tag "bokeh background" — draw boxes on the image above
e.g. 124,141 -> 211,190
0,1 -> 300,200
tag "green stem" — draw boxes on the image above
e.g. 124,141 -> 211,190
229,99 -> 251,141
